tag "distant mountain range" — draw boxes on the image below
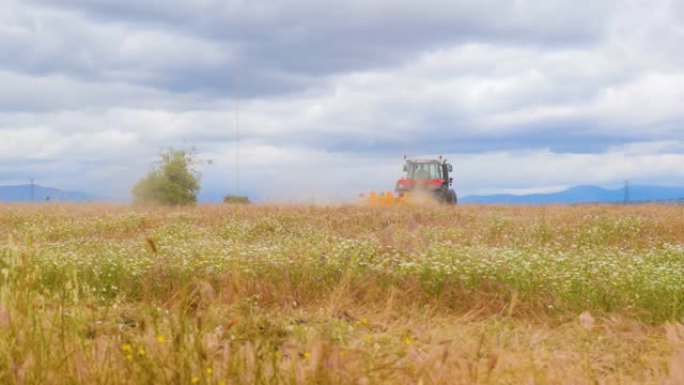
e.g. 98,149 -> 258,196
0,184 -> 96,202
461,185 -> 684,205
2,184 -> 684,205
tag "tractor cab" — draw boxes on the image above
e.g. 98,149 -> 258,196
395,157 -> 457,204
406,161 -> 441,181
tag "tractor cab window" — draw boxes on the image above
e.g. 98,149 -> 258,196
408,163 -> 442,180
429,164 -> 441,179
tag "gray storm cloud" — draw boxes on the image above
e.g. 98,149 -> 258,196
1,0 -> 683,201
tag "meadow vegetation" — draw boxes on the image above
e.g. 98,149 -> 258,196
0,203 -> 683,384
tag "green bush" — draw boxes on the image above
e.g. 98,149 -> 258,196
223,195 -> 250,204
132,148 -> 201,205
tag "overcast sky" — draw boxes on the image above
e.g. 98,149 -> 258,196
1,0 -> 683,202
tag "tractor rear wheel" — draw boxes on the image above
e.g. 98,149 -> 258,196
448,190 -> 457,205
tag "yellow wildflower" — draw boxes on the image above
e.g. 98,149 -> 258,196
156,335 -> 167,344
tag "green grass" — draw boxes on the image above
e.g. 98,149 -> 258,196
0,203 -> 683,384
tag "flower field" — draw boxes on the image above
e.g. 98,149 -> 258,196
1,203 -> 683,384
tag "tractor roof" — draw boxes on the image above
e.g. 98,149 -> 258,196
406,159 -> 441,164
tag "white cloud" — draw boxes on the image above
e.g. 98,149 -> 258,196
0,0 -> 683,201
594,72 -> 684,129
452,148 -> 684,195
0,1 -> 234,86
0,71 -> 183,112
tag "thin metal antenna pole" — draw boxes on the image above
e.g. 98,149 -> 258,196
235,47 -> 240,196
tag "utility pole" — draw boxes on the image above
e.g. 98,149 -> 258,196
30,178 -> 34,202
623,180 -> 630,205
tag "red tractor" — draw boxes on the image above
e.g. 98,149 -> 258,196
395,156 -> 457,204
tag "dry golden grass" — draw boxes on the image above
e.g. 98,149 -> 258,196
0,203 -> 683,384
